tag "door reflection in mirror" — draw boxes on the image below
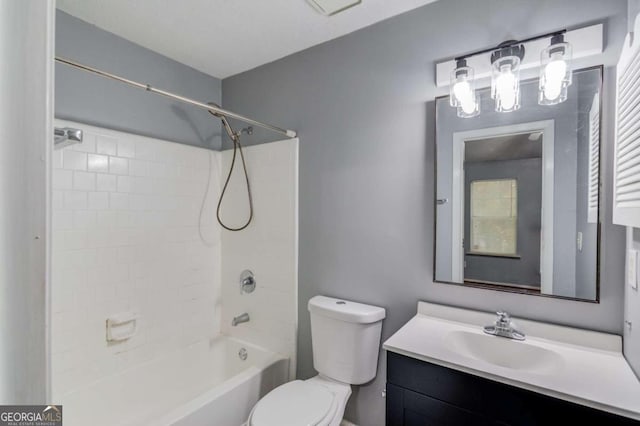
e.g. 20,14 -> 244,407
435,67 -> 601,302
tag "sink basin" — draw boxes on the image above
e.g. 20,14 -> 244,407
446,330 -> 564,374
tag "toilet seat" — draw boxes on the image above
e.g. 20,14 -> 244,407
249,380 -> 338,426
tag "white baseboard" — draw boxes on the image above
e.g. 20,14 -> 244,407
341,420 -> 357,426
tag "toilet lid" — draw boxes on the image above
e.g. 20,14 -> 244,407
250,380 -> 335,426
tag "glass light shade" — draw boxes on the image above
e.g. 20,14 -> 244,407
450,64 -> 479,118
491,56 -> 521,113
539,41 -> 572,105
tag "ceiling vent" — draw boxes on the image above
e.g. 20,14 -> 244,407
307,0 -> 361,16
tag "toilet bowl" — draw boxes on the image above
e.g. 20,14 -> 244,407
248,376 -> 351,426
246,295 -> 386,426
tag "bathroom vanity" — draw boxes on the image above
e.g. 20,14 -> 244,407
384,303 -> 640,425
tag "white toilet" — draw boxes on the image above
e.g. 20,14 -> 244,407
247,295 -> 386,426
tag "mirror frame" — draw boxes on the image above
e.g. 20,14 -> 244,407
433,65 -> 603,303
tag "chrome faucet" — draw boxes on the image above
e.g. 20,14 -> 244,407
232,313 -> 250,327
483,311 -> 525,341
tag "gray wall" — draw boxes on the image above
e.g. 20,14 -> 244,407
464,158 -> 542,287
55,11 -> 222,150
222,1 -> 628,424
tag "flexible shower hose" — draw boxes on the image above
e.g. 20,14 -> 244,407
216,136 -> 253,231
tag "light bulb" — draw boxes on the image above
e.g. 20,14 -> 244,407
454,80 -> 478,117
542,58 -> 567,101
496,66 -> 517,111
460,99 -> 476,115
490,48 -> 523,112
539,35 -> 572,105
450,60 -> 479,118
453,80 -> 472,105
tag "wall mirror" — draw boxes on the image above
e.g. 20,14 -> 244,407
435,67 -> 602,301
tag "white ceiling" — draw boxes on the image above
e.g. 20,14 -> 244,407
57,0 -> 438,79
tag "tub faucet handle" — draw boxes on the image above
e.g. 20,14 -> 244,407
240,270 -> 256,294
496,311 -> 511,325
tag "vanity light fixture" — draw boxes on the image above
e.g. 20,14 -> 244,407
490,42 -> 525,113
448,30 -> 571,118
539,34 -> 573,105
450,59 -> 480,118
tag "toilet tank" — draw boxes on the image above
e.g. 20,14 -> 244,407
308,295 -> 386,385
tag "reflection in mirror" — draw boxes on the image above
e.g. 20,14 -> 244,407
435,67 -> 601,301
465,133 -> 542,292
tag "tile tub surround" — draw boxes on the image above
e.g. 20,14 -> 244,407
221,139 -> 299,378
51,120 -> 222,397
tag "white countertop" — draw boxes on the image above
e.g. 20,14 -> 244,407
383,302 -> 640,420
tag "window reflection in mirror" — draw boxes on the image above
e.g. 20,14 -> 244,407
469,179 -> 518,257
435,67 -> 601,302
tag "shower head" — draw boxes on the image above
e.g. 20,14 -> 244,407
54,127 -> 83,150
208,102 -> 239,142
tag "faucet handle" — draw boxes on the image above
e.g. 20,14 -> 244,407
496,311 -> 511,324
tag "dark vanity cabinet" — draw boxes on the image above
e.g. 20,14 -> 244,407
386,352 -> 639,426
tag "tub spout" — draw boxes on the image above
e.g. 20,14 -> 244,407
232,313 -> 250,326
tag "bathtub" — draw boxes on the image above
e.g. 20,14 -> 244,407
58,336 -> 289,426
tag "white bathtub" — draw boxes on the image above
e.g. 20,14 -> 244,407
58,337 -> 289,426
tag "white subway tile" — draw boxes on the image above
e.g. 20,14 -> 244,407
94,247 -> 119,265
111,263 -> 130,282
128,194 -> 146,211
96,135 -> 117,156
134,176 -> 154,194
52,279 -> 74,313
96,211 -> 117,228
88,154 -> 109,172
56,249 -> 92,271
52,150 -> 63,169
88,192 -> 109,210
117,246 -> 134,263
62,230 -> 87,250
73,210 -> 97,229
109,157 -> 129,175
51,328 -> 81,354
73,210 -> 96,228
130,159 -> 149,177
52,190 -> 64,210
73,134 -> 96,153
53,169 -> 73,190
117,139 -> 135,158
64,191 -> 88,210
96,173 -> 117,192
94,280 -> 117,302
87,229 -> 113,248
112,229 -> 130,247
51,124 -> 233,397
135,139 -> 156,161
63,150 -> 87,171
116,211 -> 131,227
73,171 -> 96,191
117,176 -> 133,193
110,193 -> 129,210
52,350 -> 78,374
53,210 -> 74,230
148,162 -> 167,178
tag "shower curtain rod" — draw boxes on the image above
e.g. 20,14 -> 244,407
55,56 -> 298,139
